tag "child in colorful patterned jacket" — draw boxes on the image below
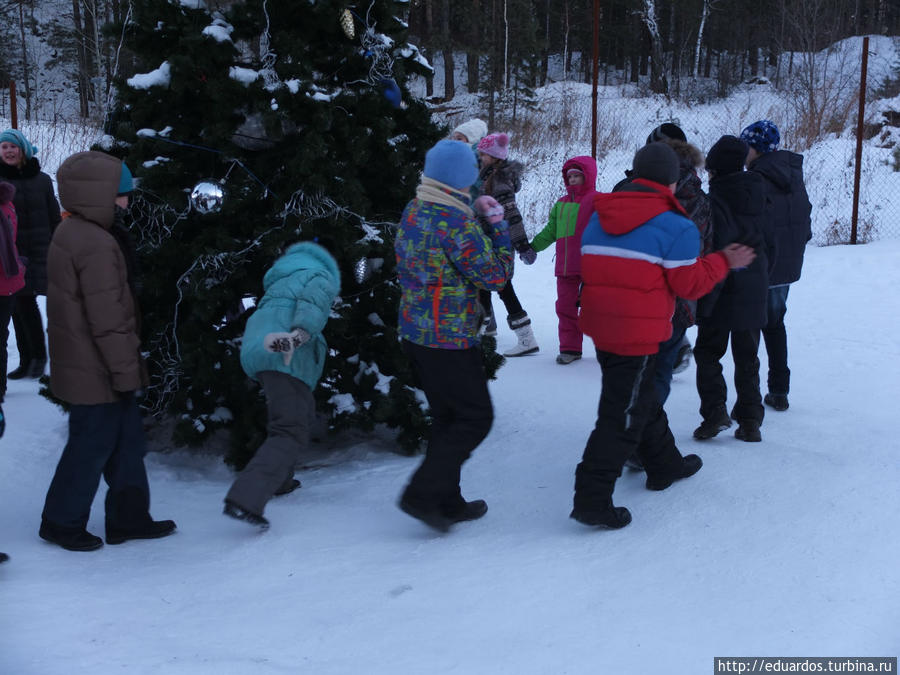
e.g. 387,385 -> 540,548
395,139 -> 513,532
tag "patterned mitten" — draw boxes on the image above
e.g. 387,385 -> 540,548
264,328 -> 311,366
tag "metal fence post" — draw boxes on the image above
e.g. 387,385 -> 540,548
851,36 -> 869,245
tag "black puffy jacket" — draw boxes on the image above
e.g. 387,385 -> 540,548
747,150 -> 812,286
697,170 -> 773,331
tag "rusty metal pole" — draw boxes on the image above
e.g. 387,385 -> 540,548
591,0 -> 600,159
850,36 -> 869,245
9,80 -> 17,129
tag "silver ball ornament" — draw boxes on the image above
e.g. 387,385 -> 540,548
190,181 -> 226,214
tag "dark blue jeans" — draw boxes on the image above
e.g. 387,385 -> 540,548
42,396 -> 152,531
654,321 -> 688,404
762,285 -> 790,396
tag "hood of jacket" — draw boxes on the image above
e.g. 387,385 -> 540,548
57,151 -> 124,230
562,156 -> 598,201
668,139 -> 704,170
748,149 -> 800,192
264,241 -> 341,293
594,179 -> 686,235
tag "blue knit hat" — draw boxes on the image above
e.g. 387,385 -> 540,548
0,129 -> 38,160
423,140 -> 478,190
117,163 -> 134,196
740,120 -> 780,154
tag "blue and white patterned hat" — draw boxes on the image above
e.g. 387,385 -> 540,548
740,120 -> 780,154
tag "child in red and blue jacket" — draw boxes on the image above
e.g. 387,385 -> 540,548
395,139 -> 512,533
571,143 -> 756,530
528,156 -> 598,364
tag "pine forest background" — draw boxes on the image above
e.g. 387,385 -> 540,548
2,0 -> 899,124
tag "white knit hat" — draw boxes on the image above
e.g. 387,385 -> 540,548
451,118 -> 488,145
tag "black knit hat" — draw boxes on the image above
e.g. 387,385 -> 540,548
706,135 -> 749,176
646,122 -> 687,145
632,142 -> 680,186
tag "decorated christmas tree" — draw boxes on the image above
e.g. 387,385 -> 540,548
102,0 -> 498,466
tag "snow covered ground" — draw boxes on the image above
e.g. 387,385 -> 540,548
2,236 -> 899,673
2,32 -> 899,674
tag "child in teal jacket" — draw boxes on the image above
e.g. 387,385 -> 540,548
225,241 -> 341,529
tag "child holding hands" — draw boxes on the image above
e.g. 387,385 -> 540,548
527,156 -> 598,364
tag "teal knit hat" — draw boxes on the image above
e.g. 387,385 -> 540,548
118,163 -> 134,196
0,129 -> 38,160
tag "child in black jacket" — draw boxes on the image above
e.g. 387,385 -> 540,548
693,135 -> 775,443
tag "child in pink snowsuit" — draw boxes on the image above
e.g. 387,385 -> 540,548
527,156 -> 598,364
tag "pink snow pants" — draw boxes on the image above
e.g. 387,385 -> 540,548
556,275 -> 583,353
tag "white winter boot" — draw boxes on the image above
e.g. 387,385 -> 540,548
503,312 -> 539,357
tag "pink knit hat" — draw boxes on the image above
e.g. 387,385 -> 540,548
477,132 -> 510,160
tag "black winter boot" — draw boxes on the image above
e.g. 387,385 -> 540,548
693,409 -> 732,440
646,454 -> 703,491
106,519 -> 177,544
7,361 -> 30,380
39,521 -> 104,551
442,497 -> 488,523
570,504 -> 632,529
734,420 -> 762,442
398,489 -> 453,533
0,552 -> 8,563
764,393 -> 789,411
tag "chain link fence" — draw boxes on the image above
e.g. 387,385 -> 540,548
433,39 -> 900,247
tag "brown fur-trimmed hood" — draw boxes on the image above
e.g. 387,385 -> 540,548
664,138 -> 705,169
